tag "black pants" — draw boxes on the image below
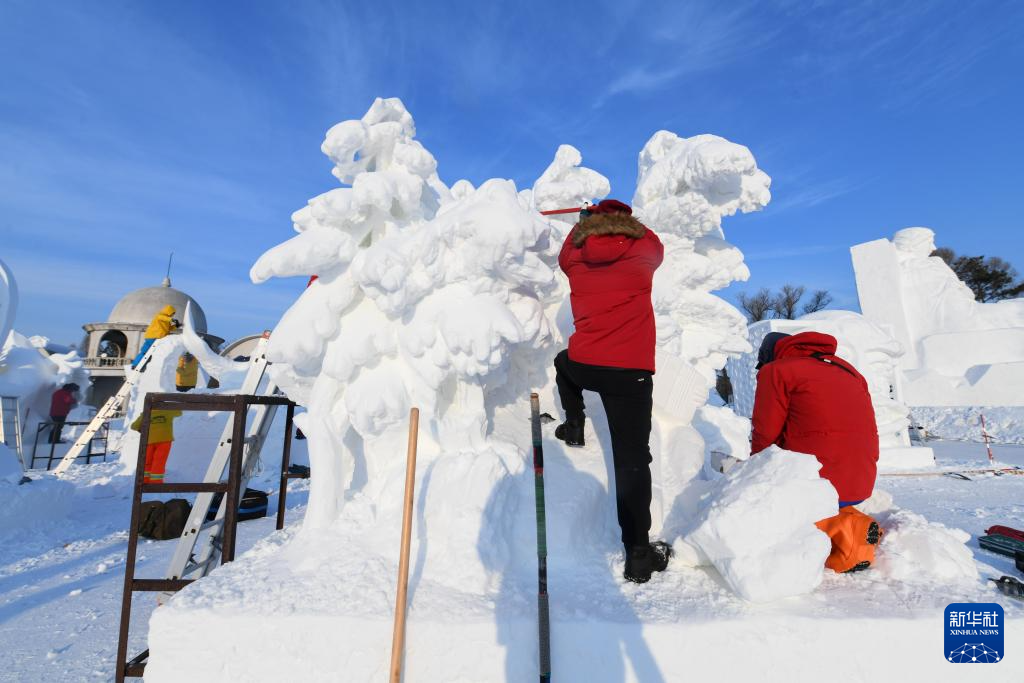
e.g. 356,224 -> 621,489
554,349 -> 653,548
49,415 -> 66,444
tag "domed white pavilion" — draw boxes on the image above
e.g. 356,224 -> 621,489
81,278 -> 224,407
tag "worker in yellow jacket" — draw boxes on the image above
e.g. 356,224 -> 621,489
132,305 -> 180,367
176,352 -> 199,391
130,409 -> 183,484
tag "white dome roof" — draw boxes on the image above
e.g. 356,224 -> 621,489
107,283 -> 208,333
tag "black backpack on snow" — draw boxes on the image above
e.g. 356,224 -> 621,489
137,499 -> 192,540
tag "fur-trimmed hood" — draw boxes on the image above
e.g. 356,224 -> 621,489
571,212 -> 647,247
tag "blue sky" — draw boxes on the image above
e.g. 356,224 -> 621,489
2,0 -> 1022,347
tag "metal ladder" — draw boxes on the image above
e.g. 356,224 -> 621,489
0,395 -> 24,470
115,333 -> 298,680
53,347 -> 157,475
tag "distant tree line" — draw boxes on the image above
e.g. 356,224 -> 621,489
737,284 -> 833,323
932,247 -> 1024,302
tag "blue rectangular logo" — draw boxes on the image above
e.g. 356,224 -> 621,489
945,603 -> 1004,663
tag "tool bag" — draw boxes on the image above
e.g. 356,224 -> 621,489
205,488 -> 269,523
137,499 -> 192,540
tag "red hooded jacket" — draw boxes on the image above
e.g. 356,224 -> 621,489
558,215 -> 663,372
751,332 -> 879,502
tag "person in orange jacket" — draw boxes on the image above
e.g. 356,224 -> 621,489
130,409 -> 182,484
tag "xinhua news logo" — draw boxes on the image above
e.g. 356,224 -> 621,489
944,603 -> 1004,663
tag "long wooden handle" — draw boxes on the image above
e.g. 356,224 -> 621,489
390,407 -> 420,683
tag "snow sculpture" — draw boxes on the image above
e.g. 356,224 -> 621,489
852,227 -> 1024,406
634,133 -> 770,384
728,312 -> 936,470
251,98 -> 562,541
250,98 -> 772,596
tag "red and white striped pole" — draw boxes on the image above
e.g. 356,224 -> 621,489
980,412 -> 995,465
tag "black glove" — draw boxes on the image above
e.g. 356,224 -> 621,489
171,318 -> 182,328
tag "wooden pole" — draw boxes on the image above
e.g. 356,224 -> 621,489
390,408 -> 420,683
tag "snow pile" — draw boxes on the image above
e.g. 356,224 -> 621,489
0,452 -> 74,535
873,509 -> 979,585
676,448 -> 837,602
852,227 -> 1024,406
911,406 -> 1024,445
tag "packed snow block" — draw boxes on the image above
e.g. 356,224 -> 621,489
652,350 -> 708,423
874,510 -> 978,585
876,446 -> 935,472
682,448 -> 837,602
919,329 -> 1024,377
850,238 -> 914,364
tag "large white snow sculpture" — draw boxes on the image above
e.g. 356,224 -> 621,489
852,227 -> 1024,406
250,98 -> 567,582
634,132 -> 770,385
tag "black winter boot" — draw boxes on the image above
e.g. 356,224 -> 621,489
624,541 -> 673,584
554,419 -> 585,447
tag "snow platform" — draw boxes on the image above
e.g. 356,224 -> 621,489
146,524 -> 1023,682
146,441 -> 1024,683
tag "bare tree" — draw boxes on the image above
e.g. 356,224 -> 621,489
801,289 -> 834,315
772,284 -> 805,319
738,288 -> 774,322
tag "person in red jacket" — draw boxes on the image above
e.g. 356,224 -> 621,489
554,198 -> 670,584
48,383 -> 80,444
751,331 -> 883,572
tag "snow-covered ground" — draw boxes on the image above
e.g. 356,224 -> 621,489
0,437 -> 1019,682
0,434 -> 310,683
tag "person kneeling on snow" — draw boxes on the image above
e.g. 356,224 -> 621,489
132,305 -> 180,367
130,408 -> 182,484
751,331 -> 882,573
554,199 -> 671,584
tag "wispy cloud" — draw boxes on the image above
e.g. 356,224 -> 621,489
594,4 -> 779,106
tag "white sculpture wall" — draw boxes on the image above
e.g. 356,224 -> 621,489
851,227 -> 1024,406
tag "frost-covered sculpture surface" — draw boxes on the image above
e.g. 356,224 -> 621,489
852,227 -> 1024,405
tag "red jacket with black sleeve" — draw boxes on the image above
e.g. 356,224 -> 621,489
558,212 -> 663,372
751,332 -> 879,502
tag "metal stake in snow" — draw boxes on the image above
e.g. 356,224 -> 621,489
530,393 -> 552,682
981,412 -> 995,465
390,408 -> 420,683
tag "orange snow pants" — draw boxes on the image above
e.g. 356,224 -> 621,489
143,441 -> 173,484
815,506 -> 882,573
